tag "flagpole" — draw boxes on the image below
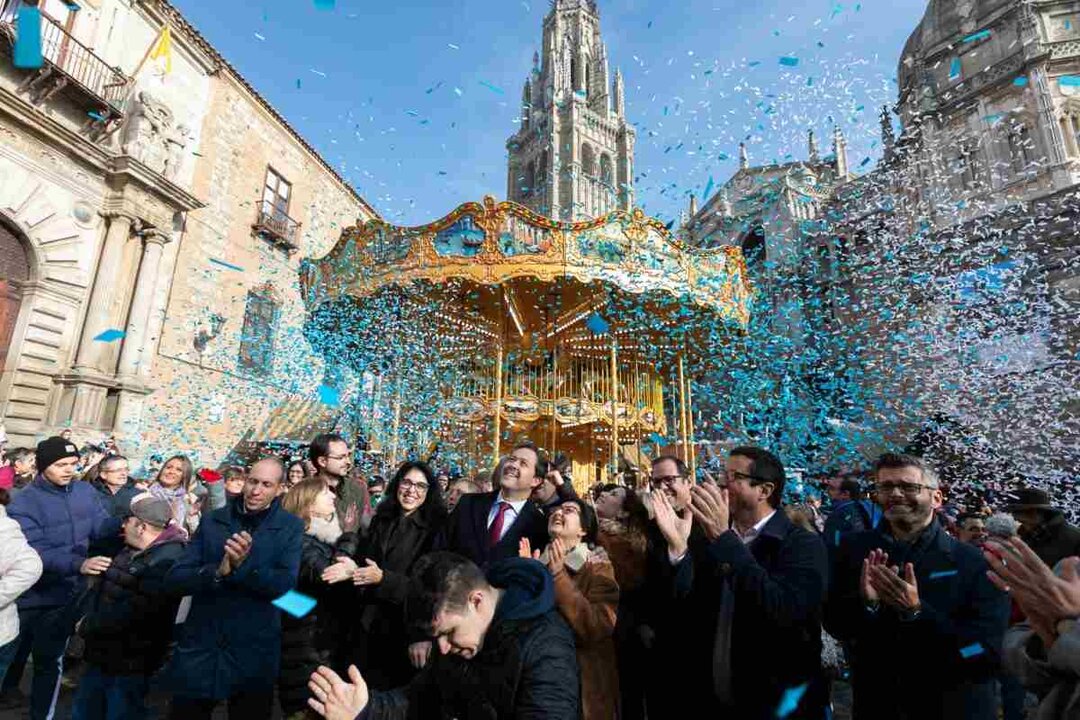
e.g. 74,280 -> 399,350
130,23 -> 166,80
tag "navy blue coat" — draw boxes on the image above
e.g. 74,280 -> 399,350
436,492 -> 548,567
825,519 -> 1009,720
163,498 -> 303,700
7,476 -> 122,609
665,510 -> 829,719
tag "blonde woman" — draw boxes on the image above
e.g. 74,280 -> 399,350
149,455 -> 193,531
278,478 -> 353,719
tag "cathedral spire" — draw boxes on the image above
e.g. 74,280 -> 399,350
833,126 -> 849,177
808,129 -> 819,163
739,142 -> 750,170
613,69 -> 625,117
880,106 -> 896,162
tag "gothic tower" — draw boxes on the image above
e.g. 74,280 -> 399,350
506,0 -> 636,221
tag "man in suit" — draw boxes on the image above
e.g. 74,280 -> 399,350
650,447 -> 829,719
439,440 -> 550,566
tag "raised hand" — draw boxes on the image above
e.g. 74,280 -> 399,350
985,537 -> 1080,638
321,556 -> 358,584
869,561 -> 921,611
859,548 -> 889,604
547,538 -> 567,574
308,665 -> 369,720
653,489 -> 692,558
353,559 -> 384,586
689,480 -> 729,540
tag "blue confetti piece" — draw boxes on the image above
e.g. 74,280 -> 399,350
93,329 -> 125,343
703,175 -> 714,201
962,30 -> 991,43
272,590 -> 317,618
960,642 -> 985,659
648,432 -> 666,446
983,113 -> 1004,124
585,313 -> 610,335
833,530 -> 841,547
313,0 -> 335,9
1014,76 -> 1028,86
13,3 -> 43,70
318,385 -> 340,406
949,58 -> 962,80
779,56 -> 799,67
860,157 -> 871,167
930,569 -> 958,579
88,111 -> 106,121
776,683 -> 808,718
210,258 -> 244,272
1060,76 -> 1080,87
479,80 -> 505,95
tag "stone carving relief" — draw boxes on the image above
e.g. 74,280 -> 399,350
121,90 -> 188,182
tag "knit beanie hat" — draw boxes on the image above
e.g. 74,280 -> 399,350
36,436 -> 80,473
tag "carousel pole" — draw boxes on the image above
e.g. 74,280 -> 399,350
390,375 -> 403,468
492,344 -> 504,467
685,358 -> 696,480
610,336 -> 619,478
677,353 -> 689,464
550,344 -> 558,456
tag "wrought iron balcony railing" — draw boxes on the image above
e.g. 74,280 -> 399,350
0,1 -> 131,116
253,200 -> 301,251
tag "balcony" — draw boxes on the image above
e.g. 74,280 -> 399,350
253,200 -> 301,252
0,1 -> 132,133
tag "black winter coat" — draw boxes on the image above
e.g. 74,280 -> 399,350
349,509 -> 445,689
79,526 -> 187,675
437,492 -> 548,567
825,519 -> 1009,720
1023,512 -> 1080,569
278,531 -> 356,715
364,558 -> 579,720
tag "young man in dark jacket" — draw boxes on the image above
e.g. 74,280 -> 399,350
2,436 -> 122,719
306,552 -> 580,720
72,494 -> 187,719
826,453 -> 1010,720
163,457 -> 303,719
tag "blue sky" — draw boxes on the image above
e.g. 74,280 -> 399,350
171,0 -> 930,226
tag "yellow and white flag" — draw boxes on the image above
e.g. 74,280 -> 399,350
148,24 -> 173,76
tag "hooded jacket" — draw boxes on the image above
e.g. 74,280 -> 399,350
363,557 -> 580,720
79,524 -> 187,675
7,475 -> 122,609
0,505 -> 43,645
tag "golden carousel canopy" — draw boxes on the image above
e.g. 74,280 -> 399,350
300,198 -> 753,481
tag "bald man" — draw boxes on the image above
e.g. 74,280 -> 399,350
163,457 -> 303,719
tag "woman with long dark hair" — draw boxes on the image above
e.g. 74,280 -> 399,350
336,461 -> 448,689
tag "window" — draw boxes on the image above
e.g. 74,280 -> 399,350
238,287 -> 280,376
263,167 -> 291,219
1006,124 -> 1034,174
741,224 -> 766,269
599,154 -> 613,185
581,143 -> 596,177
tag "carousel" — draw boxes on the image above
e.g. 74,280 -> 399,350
301,197 -> 752,492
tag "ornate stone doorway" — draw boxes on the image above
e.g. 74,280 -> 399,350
0,220 -> 31,373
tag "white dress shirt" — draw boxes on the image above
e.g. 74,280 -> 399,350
734,509 -> 777,545
486,495 -> 529,541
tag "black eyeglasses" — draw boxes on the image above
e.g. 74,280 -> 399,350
650,474 -> 686,489
725,469 -> 771,485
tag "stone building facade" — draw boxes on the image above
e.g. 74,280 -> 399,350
686,0 -> 1079,476
0,0 -> 376,466
505,0 -> 635,221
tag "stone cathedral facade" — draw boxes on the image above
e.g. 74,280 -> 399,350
505,0 -> 635,221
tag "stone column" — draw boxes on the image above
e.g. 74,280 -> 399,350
116,230 -> 168,380
113,229 -> 169,437
73,211 -> 136,374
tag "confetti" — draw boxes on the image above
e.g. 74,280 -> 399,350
313,0 -> 335,9
479,81 -> 505,95
93,329 -> 125,343
13,2 -> 43,69
776,683 -> 808,718
929,570 -> 958,579
962,30 -> 991,43
272,590 -> 317,618
960,642 -> 985,659
318,385 -> 341,406
210,258 -> 244,272
779,56 -> 799,67
586,313 -> 610,335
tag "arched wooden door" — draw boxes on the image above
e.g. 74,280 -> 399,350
0,222 -> 30,371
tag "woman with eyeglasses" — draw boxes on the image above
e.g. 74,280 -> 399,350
326,461 -> 448,690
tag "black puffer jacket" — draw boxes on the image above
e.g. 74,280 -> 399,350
277,530 -> 356,715
79,525 -> 187,675
365,558 -> 580,720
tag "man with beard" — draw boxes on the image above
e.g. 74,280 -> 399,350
310,434 -> 366,533
438,441 -> 549,566
825,453 -> 1009,720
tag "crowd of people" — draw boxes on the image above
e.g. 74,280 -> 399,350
0,431 -> 1078,720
